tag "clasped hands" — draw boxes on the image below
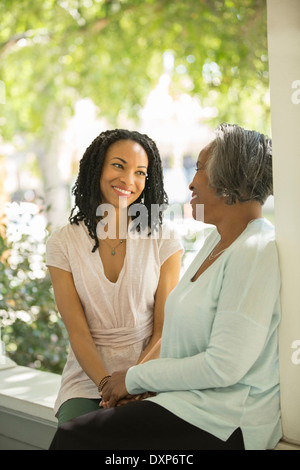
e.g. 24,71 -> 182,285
100,369 -> 154,408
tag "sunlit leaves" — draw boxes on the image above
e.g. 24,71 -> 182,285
0,0 -> 270,139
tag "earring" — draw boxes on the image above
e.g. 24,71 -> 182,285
141,192 -> 145,204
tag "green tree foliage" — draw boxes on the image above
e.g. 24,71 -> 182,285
0,0 -> 270,139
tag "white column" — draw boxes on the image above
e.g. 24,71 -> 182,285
267,0 -> 300,445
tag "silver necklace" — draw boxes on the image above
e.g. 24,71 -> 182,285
101,239 -> 124,256
208,219 -> 260,261
208,241 -> 227,260
208,247 -> 227,260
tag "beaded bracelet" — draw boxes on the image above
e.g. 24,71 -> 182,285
98,375 -> 111,395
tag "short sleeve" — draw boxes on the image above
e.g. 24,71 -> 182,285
158,224 -> 184,266
46,229 -> 71,272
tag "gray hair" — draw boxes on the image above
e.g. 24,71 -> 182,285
206,123 -> 273,205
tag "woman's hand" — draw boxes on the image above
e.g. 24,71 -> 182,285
101,370 -> 129,408
101,370 -> 156,408
101,394 -> 137,409
102,392 -> 156,409
105,392 -> 156,408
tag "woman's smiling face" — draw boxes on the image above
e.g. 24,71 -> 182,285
100,139 -> 148,208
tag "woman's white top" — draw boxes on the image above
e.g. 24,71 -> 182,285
126,218 -> 282,450
46,221 -> 182,415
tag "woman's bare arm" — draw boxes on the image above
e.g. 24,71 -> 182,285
48,266 -> 109,387
137,250 -> 182,363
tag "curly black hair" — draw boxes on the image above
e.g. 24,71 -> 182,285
69,129 -> 168,252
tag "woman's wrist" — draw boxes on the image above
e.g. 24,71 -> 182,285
97,375 -> 111,396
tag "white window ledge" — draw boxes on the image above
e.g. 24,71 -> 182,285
0,359 -> 299,450
0,358 -> 60,450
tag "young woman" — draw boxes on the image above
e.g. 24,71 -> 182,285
46,129 -> 182,426
49,124 -> 282,450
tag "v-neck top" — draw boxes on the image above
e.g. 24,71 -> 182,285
126,218 -> 282,450
46,221 -> 182,414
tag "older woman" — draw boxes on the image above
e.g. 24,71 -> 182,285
49,123 -> 282,451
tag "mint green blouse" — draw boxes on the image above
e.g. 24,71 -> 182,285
126,218 -> 282,450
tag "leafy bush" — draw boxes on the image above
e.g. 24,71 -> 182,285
0,204 -> 68,374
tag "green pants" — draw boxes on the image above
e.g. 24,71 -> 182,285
57,398 -> 102,427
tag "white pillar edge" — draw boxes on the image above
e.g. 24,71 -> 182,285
267,0 -> 300,445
